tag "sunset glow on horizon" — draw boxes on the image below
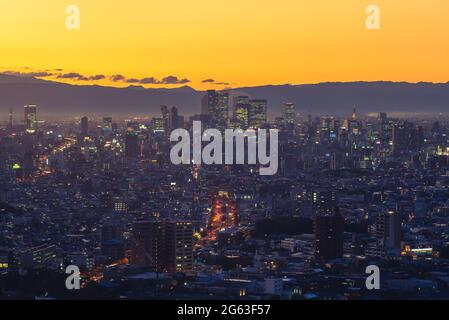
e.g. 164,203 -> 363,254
1,0 -> 449,89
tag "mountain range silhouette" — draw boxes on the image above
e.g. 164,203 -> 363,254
1,74 -> 448,118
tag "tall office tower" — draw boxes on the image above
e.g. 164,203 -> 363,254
232,103 -> 250,129
166,221 -> 194,273
168,106 -> 181,131
392,122 -> 404,155
248,99 -> 267,129
161,105 -> 169,119
414,126 -> 425,150
125,130 -> 139,158
378,112 -> 392,146
80,116 -> 89,137
24,104 -> 37,133
375,210 -> 402,255
161,105 -> 169,132
131,220 -> 194,273
314,208 -> 344,261
348,107 -> 360,136
231,96 -> 251,129
132,220 -> 167,271
201,90 -> 215,115
392,121 -> 416,155
312,190 -> 338,216
201,90 -> 229,130
233,95 -> 250,108
282,102 -> 296,127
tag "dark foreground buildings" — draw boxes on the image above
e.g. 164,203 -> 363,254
132,220 -> 194,274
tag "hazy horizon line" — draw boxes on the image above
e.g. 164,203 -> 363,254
2,73 -> 449,92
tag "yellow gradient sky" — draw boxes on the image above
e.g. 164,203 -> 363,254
1,0 -> 448,89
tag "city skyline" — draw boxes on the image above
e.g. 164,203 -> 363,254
2,99 -> 449,300
1,0 -> 449,303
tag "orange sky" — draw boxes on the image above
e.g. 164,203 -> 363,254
1,0 -> 448,89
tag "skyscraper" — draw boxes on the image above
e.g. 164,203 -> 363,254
132,220 -> 166,271
125,130 -> 139,158
375,210 -> 402,256
161,105 -> 169,132
232,103 -> 250,129
248,99 -> 267,129
313,190 -> 338,216
24,104 -> 37,133
169,106 -> 178,131
161,105 -> 169,119
314,210 -> 344,261
132,220 -> 194,273
201,90 -> 229,130
201,90 -> 214,115
166,221 -> 194,274
80,116 -> 89,137
314,190 -> 344,261
233,95 -> 250,108
168,106 -> 184,131
282,102 -> 296,127
392,121 -> 416,155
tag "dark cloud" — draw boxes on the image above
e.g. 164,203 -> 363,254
125,77 -> 158,84
201,78 -> 229,85
88,74 -> 106,81
5,68 -> 192,86
2,70 -> 54,77
124,75 -> 190,85
3,70 -> 105,82
45,68 -> 64,72
125,78 -> 140,83
56,72 -> 105,81
52,72 -> 105,82
139,77 -> 159,84
161,75 -> 190,84
110,74 -> 126,82
57,72 -> 89,81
